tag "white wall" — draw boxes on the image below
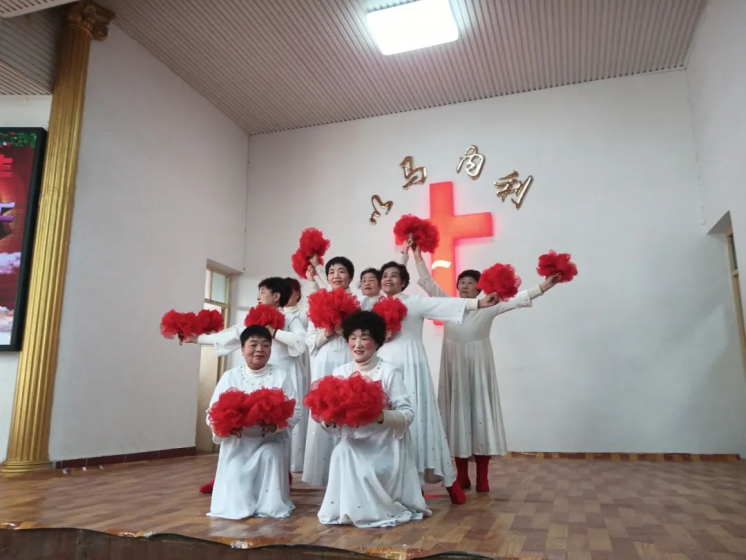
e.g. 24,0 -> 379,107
686,2 -> 746,284
244,71 -> 746,454
0,95 -> 51,463
47,26 -> 248,460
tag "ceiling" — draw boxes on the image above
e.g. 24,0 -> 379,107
1,0 -> 708,135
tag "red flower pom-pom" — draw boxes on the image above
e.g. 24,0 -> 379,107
208,388 -> 252,438
243,387 -> 296,430
477,263 -> 522,301
303,373 -> 387,428
195,309 -> 224,335
372,296 -> 408,333
537,251 -> 578,283
291,228 -> 330,278
160,310 -> 197,340
291,249 -> 309,278
307,288 -> 360,331
244,304 -> 285,330
393,214 -> 440,253
303,375 -> 348,425
340,373 -> 388,427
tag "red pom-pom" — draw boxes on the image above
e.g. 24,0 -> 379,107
244,304 -> 285,330
291,249 -> 309,278
160,310 -> 197,340
372,296 -> 408,332
195,309 -> 224,335
393,214 -> 440,253
307,288 -> 360,331
291,228 -> 330,278
537,251 -> 578,283
243,387 -> 296,430
303,373 -> 387,427
477,263 -> 522,301
208,388 -> 252,438
303,375 -> 348,425
340,373 -> 387,427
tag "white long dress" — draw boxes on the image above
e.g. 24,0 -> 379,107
318,358 -> 431,528
207,363 -> 301,520
198,311 -> 308,471
301,282 -> 366,486
413,259 -> 542,457
365,292 -> 478,487
283,304 -> 310,472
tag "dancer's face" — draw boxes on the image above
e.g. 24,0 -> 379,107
348,329 -> 378,364
242,336 -> 271,369
381,267 -> 403,295
360,272 -> 380,296
327,264 -> 351,290
457,276 -> 479,298
257,286 -> 280,307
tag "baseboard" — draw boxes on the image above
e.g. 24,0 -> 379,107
507,451 -> 740,461
54,447 -> 197,469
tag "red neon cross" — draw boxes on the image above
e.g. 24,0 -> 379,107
429,181 -> 493,296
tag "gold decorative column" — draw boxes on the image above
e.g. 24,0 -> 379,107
0,1 -> 113,476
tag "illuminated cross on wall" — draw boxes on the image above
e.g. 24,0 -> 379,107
429,181 -> 494,296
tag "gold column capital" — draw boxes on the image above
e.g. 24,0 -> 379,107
67,1 -> 114,41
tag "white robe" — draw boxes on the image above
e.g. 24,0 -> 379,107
207,363 -> 301,520
283,304 -> 311,471
198,311 -> 308,471
301,285 -> 365,486
318,358 -> 431,528
413,259 -> 542,458
363,291 -> 477,487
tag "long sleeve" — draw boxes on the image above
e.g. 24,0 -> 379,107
487,285 -> 543,317
197,324 -> 242,357
397,251 -> 409,266
281,372 -> 302,431
305,319 -> 330,354
274,314 -> 307,357
415,259 -> 448,298
313,264 -> 329,290
406,294 -> 472,325
380,366 -> 413,439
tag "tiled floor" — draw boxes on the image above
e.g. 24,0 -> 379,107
1,455 -> 746,559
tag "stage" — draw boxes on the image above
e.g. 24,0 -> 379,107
1,455 -> 746,559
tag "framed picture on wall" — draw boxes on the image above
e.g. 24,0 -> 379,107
0,128 -> 47,351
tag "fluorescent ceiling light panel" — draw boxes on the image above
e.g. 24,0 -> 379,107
367,0 -> 458,55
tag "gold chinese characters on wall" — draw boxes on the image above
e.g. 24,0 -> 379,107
494,171 -> 533,209
400,156 -> 427,190
456,145 -> 485,180
369,195 -> 394,225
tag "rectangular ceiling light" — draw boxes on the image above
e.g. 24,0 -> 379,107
367,0 -> 458,56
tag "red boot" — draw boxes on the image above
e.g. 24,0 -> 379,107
475,455 -> 490,493
446,482 -> 467,504
199,478 -> 215,495
454,457 -> 471,490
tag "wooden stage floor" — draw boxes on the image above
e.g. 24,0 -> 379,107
2,454 -> 746,559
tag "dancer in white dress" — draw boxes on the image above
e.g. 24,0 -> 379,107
365,260 -> 499,504
302,256 -> 358,486
402,242 -> 559,492
191,277 -> 306,492
207,325 -> 301,520
283,277 -> 311,474
318,311 -> 430,528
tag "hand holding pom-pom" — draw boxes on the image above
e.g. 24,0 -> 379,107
307,288 -> 360,331
372,296 -> 408,333
208,388 -> 252,438
477,263 -> 522,301
291,228 -> 330,277
393,214 -> 440,253
245,304 -> 285,330
243,387 -> 296,431
537,251 -> 577,284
